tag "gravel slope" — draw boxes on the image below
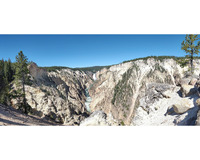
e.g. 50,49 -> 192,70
0,104 -> 59,126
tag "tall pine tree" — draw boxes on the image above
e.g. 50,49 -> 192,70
15,51 -> 30,114
181,34 -> 200,74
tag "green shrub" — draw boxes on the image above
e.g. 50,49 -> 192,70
120,121 -> 125,126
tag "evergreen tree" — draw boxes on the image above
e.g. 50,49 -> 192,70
15,51 -> 30,114
181,34 -> 200,74
0,60 -> 6,104
0,59 -> 5,104
5,58 -> 14,82
3,61 -> 9,83
0,60 -> 4,89
0,59 -> 15,105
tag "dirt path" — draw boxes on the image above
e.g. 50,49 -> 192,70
0,104 -> 59,126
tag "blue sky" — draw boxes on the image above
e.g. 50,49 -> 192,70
0,34 -> 188,68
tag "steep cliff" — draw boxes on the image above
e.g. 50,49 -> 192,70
11,63 -> 94,125
88,57 -> 200,125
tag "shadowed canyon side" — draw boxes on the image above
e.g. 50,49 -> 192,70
1,57 -> 200,126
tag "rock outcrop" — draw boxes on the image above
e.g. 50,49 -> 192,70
173,99 -> 193,114
181,84 -> 197,97
80,110 -> 119,126
11,63 -> 94,125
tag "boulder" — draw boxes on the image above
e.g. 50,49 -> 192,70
181,84 -> 197,97
180,78 -> 191,86
146,83 -> 174,101
189,78 -> 197,86
196,98 -> 200,107
173,99 -> 193,114
196,110 -> 200,125
162,90 -> 173,98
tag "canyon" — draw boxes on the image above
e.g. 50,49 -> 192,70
2,57 -> 200,126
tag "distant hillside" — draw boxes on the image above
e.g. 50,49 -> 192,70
122,56 -> 200,63
40,65 -> 111,73
73,66 -> 111,73
40,56 -> 200,73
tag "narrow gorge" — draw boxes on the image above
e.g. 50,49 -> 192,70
84,73 -> 96,112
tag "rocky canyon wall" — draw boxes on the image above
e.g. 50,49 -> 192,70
88,58 -> 200,125
11,63 -> 94,125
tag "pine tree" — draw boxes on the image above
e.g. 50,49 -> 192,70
0,59 -> 6,104
5,58 -> 14,82
181,34 -> 200,74
0,59 -> 15,105
15,51 -> 30,114
0,60 -> 4,91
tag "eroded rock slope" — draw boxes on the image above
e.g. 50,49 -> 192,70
87,58 -> 200,125
11,63 -> 93,125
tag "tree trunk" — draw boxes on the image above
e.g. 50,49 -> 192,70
191,52 -> 194,74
